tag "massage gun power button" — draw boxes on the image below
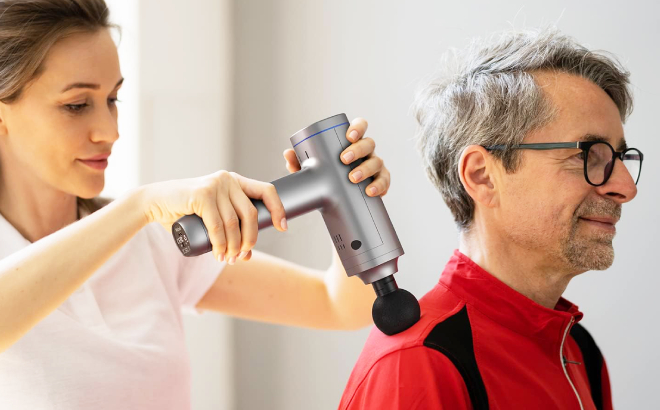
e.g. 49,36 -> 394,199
351,240 -> 362,250
173,223 -> 191,255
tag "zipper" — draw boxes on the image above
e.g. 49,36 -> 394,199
563,358 -> 582,366
560,316 -> 584,410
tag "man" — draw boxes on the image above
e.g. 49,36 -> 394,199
339,28 -> 643,410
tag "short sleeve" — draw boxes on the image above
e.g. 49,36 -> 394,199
144,222 -> 227,316
176,250 -> 226,315
340,346 -> 473,410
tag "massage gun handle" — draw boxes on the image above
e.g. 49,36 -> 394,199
172,167 -> 321,256
172,199 -> 265,257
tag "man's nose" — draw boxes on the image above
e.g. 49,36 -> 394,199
595,158 -> 638,203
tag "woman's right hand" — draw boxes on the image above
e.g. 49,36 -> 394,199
140,170 -> 288,264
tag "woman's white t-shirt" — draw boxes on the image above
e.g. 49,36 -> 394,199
0,209 -> 226,409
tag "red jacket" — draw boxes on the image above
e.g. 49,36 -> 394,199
339,250 -> 613,410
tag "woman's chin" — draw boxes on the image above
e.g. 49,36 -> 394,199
77,180 -> 105,199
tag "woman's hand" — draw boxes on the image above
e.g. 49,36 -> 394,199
141,171 -> 287,265
283,118 -> 391,197
279,117 -> 388,329
195,118 -> 388,329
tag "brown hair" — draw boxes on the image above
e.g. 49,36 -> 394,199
0,0 -> 117,215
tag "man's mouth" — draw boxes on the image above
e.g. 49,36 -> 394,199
578,217 -> 617,233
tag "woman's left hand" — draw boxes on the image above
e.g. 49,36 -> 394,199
283,118 -> 391,197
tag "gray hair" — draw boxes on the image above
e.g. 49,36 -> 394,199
412,27 -> 633,231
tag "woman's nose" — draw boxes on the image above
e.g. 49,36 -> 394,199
90,106 -> 119,143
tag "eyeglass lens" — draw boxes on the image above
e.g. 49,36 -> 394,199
587,142 -> 641,185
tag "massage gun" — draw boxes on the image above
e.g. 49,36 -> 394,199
171,114 -> 420,335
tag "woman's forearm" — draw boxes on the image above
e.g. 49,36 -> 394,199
0,187 -> 150,353
196,237 -> 375,331
324,240 -> 376,330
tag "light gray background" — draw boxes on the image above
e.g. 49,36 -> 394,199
109,1 -> 659,409
232,1 -> 659,409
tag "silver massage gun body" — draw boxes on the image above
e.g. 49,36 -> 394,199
172,114 -> 420,335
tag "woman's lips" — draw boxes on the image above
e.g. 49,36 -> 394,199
78,159 -> 108,170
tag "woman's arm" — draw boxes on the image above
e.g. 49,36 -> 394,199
0,188 -> 149,353
0,163 -> 291,354
195,237 -> 376,330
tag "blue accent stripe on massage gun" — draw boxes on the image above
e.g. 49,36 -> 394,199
293,122 -> 350,147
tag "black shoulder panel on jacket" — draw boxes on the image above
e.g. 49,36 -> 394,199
570,322 -> 604,410
423,304 -> 489,410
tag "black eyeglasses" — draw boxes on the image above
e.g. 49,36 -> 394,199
484,141 -> 643,187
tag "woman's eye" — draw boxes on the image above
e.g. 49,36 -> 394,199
65,103 -> 88,113
108,97 -> 119,105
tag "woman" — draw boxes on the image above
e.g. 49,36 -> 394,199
0,1 -> 392,408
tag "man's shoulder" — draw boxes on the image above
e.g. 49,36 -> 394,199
362,282 -> 463,358
339,283 -> 470,409
343,284 -> 464,380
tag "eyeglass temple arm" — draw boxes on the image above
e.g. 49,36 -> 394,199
485,142 -> 581,150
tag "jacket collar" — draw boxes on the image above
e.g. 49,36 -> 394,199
439,249 -> 583,341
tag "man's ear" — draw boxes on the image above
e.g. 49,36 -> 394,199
458,145 -> 499,208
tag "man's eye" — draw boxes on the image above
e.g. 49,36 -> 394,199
65,103 -> 88,113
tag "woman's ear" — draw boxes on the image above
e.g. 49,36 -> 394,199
0,102 -> 9,137
458,145 -> 499,208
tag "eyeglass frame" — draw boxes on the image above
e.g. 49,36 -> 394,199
483,141 -> 644,187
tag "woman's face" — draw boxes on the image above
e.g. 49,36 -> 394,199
0,29 -> 122,199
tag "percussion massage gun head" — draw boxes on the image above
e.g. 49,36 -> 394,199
372,275 -> 421,336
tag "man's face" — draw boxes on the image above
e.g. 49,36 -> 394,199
495,71 -> 637,273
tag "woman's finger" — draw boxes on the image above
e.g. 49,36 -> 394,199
200,174 -> 230,262
241,249 -> 253,262
228,179 -> 259,262
199,200 -> 227,262
346,117 -> 368,143
348,155 -> 384,184
341,137 -> 376,164
283,149 -> 301,173
218,182 -> 242,265
230,172 -> 288,232
365,166 -> 391,197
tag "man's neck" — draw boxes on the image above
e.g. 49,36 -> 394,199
0,161 -> 78,243
458,230 -> 577,310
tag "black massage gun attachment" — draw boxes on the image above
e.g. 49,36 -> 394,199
371,275 -> 420,336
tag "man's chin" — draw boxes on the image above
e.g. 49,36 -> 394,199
564,240 -> 614,271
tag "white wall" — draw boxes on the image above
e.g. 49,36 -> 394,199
138,1 -> 236,408
107,1 -> 236,409
107,1 -> 659,408
232,1 -> 660,409
103,0 -> 140,196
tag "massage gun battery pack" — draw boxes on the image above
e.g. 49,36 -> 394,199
172,114 -> 420,335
